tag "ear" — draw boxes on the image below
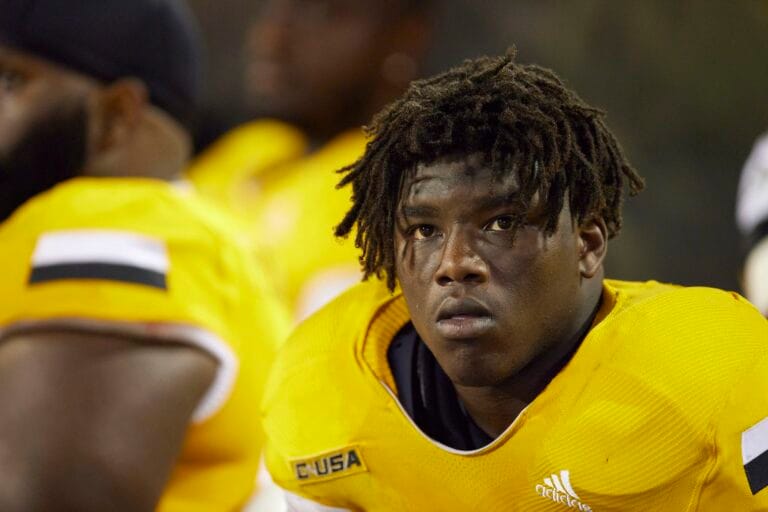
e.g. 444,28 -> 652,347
91,78 -> 148,153
577,216 -> 607,279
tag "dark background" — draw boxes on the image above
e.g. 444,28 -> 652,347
188,0 -> 768,291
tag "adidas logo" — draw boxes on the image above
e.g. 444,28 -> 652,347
535,470 -> 592,511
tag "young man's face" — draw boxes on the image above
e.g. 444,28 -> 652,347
394,155 -> 593,389
0,46 -> 91,221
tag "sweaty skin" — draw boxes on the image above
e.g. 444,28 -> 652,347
394,155 -> 607,437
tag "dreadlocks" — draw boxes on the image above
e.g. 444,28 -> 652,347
336,49 -> 645,290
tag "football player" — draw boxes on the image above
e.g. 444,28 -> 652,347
0,1 -> 286,510
188,0 -> 435,321
263,51 -> 768,510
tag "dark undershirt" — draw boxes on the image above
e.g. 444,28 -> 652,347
387,323 -> 494,451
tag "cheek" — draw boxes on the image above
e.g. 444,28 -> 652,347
394,238 -> 440,326
517,241 -> 583,325
0,92 -> 46,159
491,232 -> 581,308
394,235 -> 441,286
0,115 -> 26,159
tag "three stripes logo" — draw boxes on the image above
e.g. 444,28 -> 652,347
535,469 -> 592,511
743,416 -> 768,495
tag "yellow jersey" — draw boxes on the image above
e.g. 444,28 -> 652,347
187,120 -> 366,321
0,177 -> 289,512
263,279 -> 768,511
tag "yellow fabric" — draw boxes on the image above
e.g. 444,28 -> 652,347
0,177 -> 289,512
188,120 -> 366,320
263,279 -> 768,511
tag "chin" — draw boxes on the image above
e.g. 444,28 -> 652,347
442,357 -> 509,389
450,373 -> 501,388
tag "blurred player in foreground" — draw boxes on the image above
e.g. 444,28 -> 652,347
262,52 -> 768,510
0,1 -> 286,510
189,0 -> 434,321
737,132 -> 768,316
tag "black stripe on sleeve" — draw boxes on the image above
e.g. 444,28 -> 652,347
745,449 -> 768,495
29,263 -> 167,290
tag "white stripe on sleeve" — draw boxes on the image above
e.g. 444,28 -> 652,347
743,415 -> 768,465
33,230 -> 168,273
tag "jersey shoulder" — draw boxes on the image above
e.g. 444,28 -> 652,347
187,119 -> 307,193
262,280 -> 400,470
264,279 -> 396,402
605,279 -> 766,345
598,280 -> 768,420
0,177 -> 277,347
3,177 -> 236,244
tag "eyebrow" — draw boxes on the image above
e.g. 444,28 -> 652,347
400,193 -> 521,219
400,205 -> 439,218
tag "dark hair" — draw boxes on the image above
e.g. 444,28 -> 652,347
336,50 -> 645,289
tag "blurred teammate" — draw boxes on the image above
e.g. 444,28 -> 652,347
262,52 -> 768,510
188,0 -> 434,320
736,132 -> 768,316
0,1 -> 286,511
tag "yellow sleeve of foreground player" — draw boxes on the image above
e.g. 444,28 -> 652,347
698,346 -> 768,508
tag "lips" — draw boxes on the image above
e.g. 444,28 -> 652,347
435,298 -> 494,339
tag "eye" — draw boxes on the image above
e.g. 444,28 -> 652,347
412,224 -> 437,240
486,215 -> 515,232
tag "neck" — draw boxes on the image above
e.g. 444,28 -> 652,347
455,282 -> 604,439
84,110 -> 189,181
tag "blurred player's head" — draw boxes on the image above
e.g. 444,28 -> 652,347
0,0 -> 202,221
246,0 -> 435,143
336,51 -> 645,388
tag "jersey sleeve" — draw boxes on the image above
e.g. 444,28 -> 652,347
699,348 -> 768,508
0,226 -> 288,423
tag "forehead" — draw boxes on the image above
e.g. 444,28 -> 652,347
400,155 -> 520,207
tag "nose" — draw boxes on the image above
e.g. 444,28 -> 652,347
435,227 -> 489,287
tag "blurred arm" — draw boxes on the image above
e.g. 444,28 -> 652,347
743,236 -> 768,315
0,329 -> 216,512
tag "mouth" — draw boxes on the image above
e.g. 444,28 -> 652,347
435,299 -> 494,339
